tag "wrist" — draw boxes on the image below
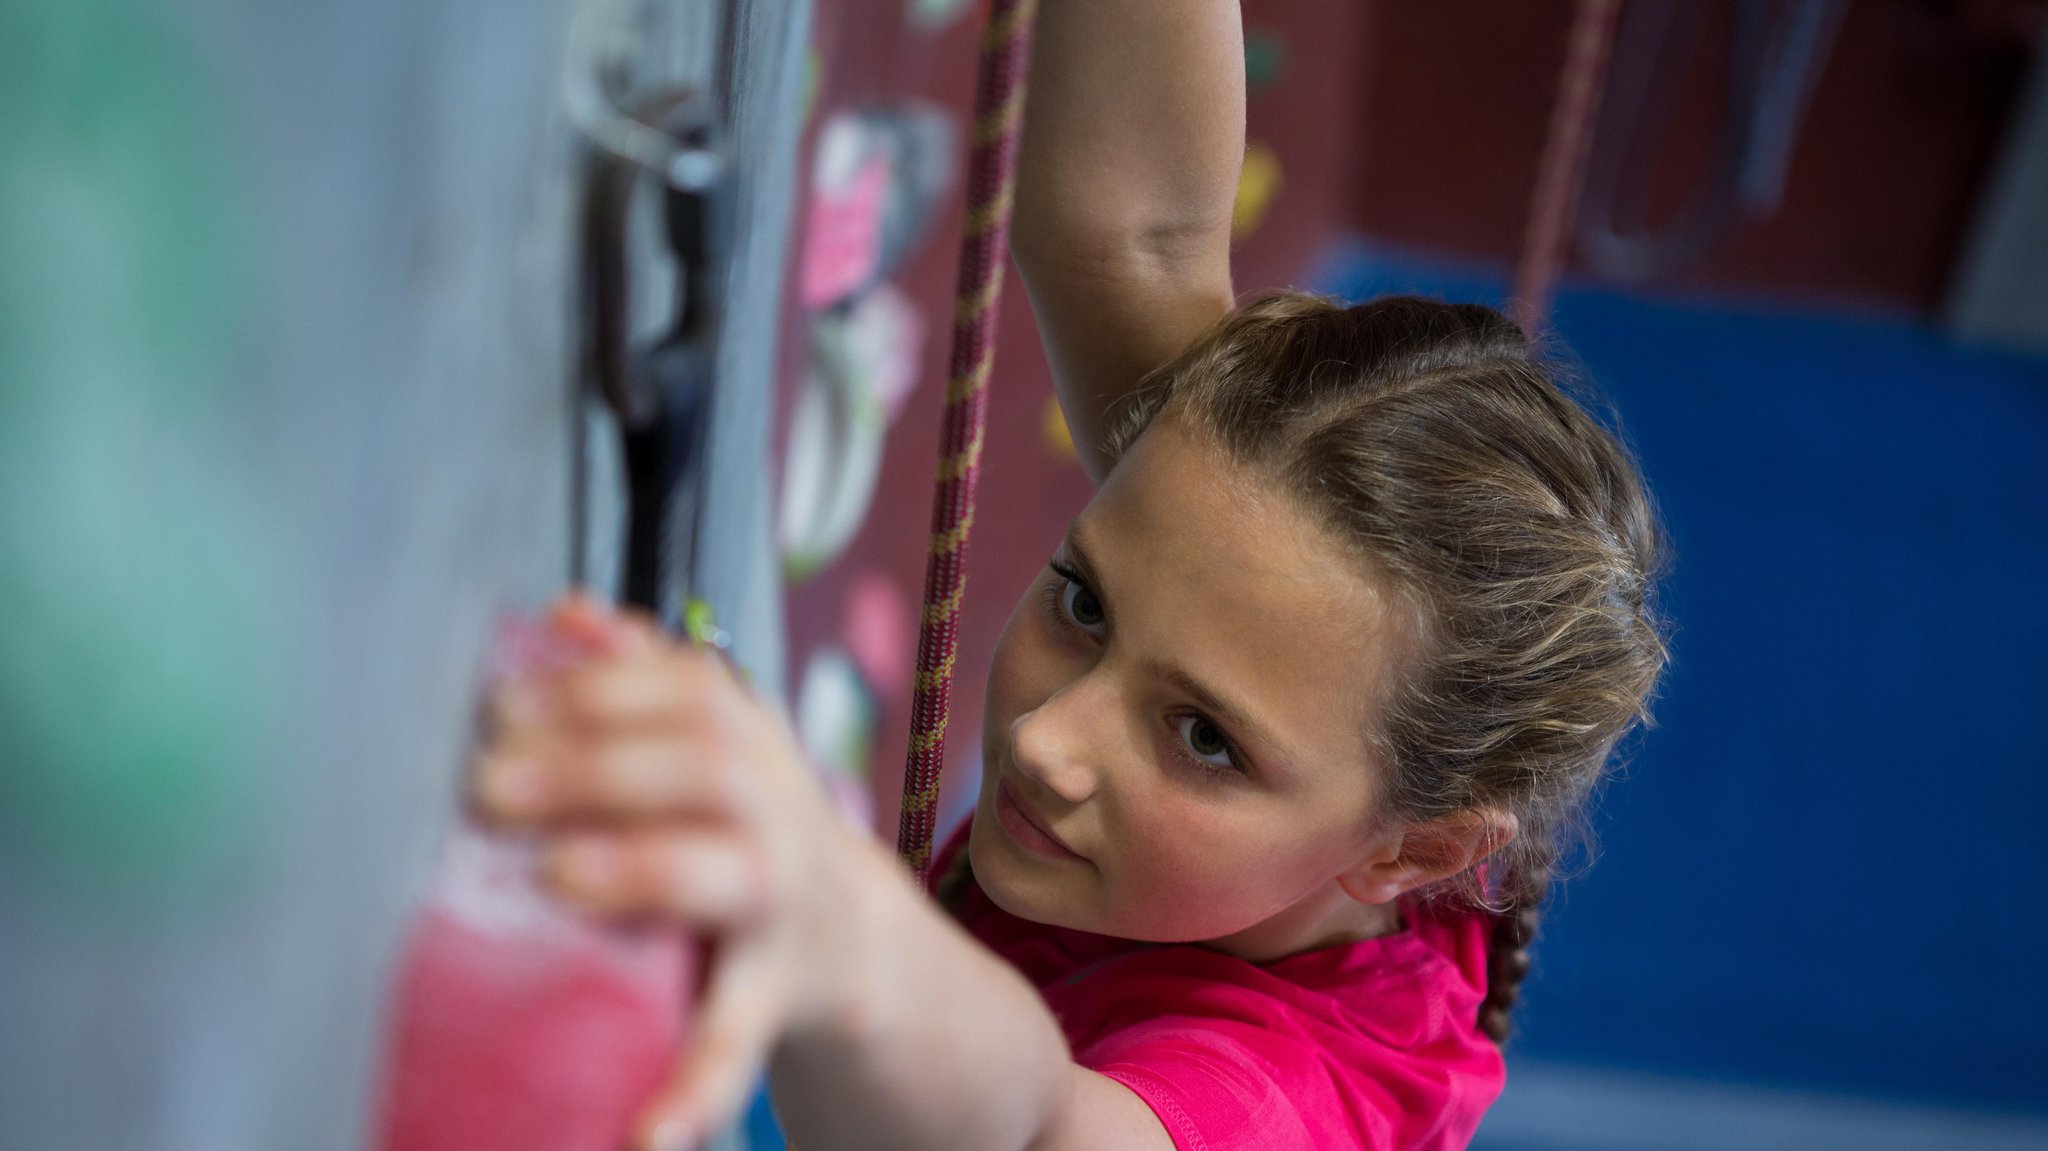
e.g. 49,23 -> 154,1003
785,823 -> 919,1050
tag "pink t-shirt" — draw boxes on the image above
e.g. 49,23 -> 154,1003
937,829 -> 1505,1151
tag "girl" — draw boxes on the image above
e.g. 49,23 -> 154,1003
471,1 -> 1667,1148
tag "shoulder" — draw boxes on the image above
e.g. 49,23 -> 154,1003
1056,917 -> 1505,1151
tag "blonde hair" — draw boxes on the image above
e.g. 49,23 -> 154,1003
1106,291 -> 1670,1042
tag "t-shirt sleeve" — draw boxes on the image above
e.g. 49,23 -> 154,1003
1080,1017 -> 1403,1151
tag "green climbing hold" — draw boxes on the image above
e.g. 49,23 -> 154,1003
683,596 -> 727,650
1245,30 -> 1287,92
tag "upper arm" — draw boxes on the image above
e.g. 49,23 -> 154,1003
1015,242 -> 1234,485
1028,1064 -> 1179,1151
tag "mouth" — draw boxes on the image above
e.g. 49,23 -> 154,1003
994,775 -> 1086,863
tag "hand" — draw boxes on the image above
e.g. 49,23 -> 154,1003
470,596 -> 878,1150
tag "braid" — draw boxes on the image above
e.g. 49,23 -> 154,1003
1477,877 -> 1546,1043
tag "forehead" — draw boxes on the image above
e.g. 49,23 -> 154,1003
1079,417 -> 1407,779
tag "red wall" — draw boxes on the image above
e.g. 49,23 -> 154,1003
1347,0 -> 2034,310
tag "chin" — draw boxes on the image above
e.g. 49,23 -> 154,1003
966,814 -> 1093,931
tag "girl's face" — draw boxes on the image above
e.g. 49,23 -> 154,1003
970,416 -> 1416,950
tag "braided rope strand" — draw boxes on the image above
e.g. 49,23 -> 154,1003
896,0 -> 1039,883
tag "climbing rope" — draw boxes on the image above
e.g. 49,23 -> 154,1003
1512,0 -> 1624,335
896,0 -> 1039,883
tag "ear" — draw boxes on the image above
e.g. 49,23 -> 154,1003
1337,810 -> 1518,906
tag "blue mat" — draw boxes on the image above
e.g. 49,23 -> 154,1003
1315,240 -> 2048,1114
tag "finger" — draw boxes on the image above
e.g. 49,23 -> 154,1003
482,649 -> 720,745
543,830 -> 769,931
551,649 -> 738,731
549,592 -> 664,658
634,935 -> 786,1151
473,731 -> 760,825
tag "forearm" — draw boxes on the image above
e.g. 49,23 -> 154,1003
767,839 -> 1073,1151
1010,0 -> 1243,481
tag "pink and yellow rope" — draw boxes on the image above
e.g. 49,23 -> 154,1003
896,0 -> 1039,883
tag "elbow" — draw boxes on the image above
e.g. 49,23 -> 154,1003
1010,207 -> 1233,290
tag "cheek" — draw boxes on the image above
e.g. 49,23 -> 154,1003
981,588 -> 1063,769
982,586 -> 1074,730
981,598 -> 1035,739
1104,788 -> 1294,936
1103,773 -> 1376,942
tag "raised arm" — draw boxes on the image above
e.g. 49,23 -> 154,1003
1011,0 -> 1245,482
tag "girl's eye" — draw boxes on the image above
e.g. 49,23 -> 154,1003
1058,575 -> 1107,634
1176,715 -> 1236,771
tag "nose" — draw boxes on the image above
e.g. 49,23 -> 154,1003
1007,672 -> 1117,806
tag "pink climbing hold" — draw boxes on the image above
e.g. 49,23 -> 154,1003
843,569 -> 913,695
372,613 -> 694,1151
375,889 -> 687,1151
800,150 -> 891,310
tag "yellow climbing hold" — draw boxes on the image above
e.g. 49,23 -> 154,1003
1042,396 -> 1077,463
1234,142 -> 1282,239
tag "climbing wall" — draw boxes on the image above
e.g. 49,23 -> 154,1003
0,1 -> 807,1148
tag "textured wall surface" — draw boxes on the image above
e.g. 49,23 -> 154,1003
0,1 -> 803,1148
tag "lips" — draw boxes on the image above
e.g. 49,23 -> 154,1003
995,775 -> 1085,862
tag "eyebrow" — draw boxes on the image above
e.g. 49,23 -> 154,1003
1062,525 -> 1287,764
